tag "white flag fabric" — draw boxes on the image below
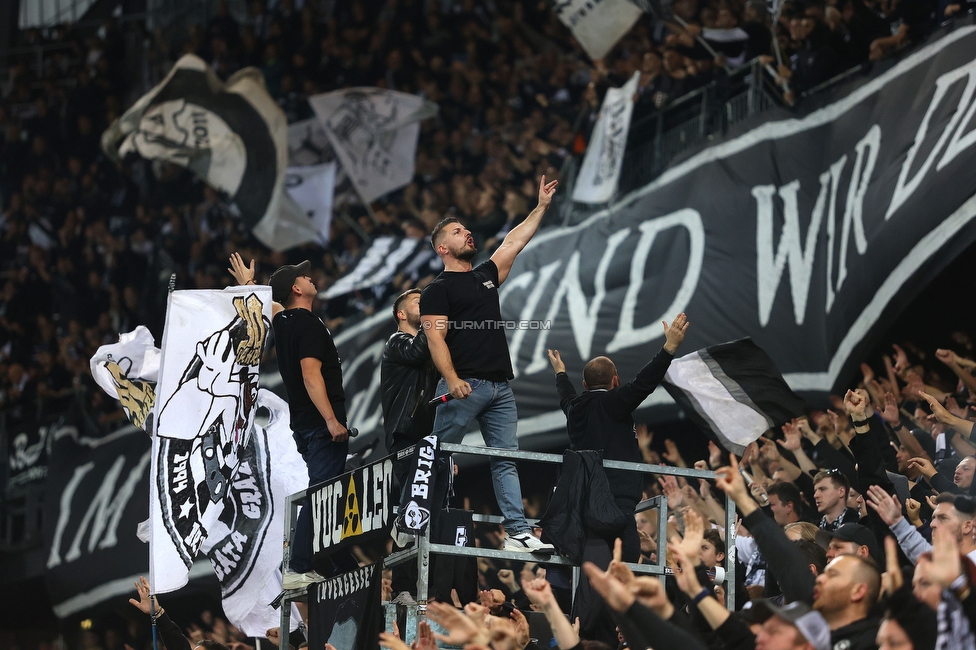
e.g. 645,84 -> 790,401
284,162 -> 336,244
89,305 -> 305,634
215,389 -> 307,635
89,326 -> 160,431
309,88 -> 437,203
662,339 -> 806,454
572,72 -> 640,204
554,0 -> 644,60
101,54 -> 316,251
151,286 -> 272,594
323,235 -> 436,299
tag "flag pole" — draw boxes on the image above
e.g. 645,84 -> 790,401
150,595 -> 159,650
148,273 -> 177,650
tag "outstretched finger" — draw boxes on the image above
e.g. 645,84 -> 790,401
612,537 -> 623,565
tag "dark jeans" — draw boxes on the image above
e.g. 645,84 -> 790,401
290,425 -> 349,574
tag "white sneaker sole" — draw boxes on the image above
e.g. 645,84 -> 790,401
504,543 -> 555,554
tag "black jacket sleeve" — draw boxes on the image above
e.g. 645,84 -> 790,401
612,601 -> 709,650
929,471 -> 963,494
156,613 -> 190,650
609,348 -> 675,415
555,372 -> 577,415
742,509 -> 816,605
385,330 -> 431,366
714,611 -> 757,650
814,439 -> 860,491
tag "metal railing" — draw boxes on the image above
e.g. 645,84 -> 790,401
276,442 -> 737,649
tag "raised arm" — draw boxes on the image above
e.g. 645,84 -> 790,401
490,176 -> 558,284
229,252 -> 282,316
936,349 -> 976,396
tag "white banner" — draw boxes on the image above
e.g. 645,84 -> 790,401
572,72 -> 640,204
285,162 -> 336,244
89,326 -> 160,431
554,0 -> 644,61
151,286 -> 268,581
309,88 -> 437,203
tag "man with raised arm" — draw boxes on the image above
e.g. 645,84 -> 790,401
419,175 -> 558,553
546,313 -> 689,561
228,253 -> 353,589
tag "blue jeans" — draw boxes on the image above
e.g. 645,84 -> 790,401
290,425 -> 349,574
431,378 -> 529,535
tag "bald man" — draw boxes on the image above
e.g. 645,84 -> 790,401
548,313 -> 689,561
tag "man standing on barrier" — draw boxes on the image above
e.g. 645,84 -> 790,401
547,312 -> 689,561
230,253 -> 355,590
420,175 -> 559,553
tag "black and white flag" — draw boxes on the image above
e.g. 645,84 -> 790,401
553,0 -> 644,61
101,54 -> 317,251
573,72 -> 640,204
663,339 -> 806,454
139,287 -> 306,634
308,564 -> 384,650
309,88 -> 437,203
324,235 -> 439,299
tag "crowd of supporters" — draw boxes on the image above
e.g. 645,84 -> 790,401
3,1 -> 976,649
3,0 -> 974,419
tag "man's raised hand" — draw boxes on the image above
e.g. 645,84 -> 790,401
537,175 -> 559,210
663,312 -> 689,354
228,252 -> 256,286
547,349 -> 566,374
865,485 -> 903,527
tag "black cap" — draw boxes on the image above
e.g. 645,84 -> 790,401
910,428 -> 937,460
829,523 -> 882,565
269,260 -> 311,303
747,600 -> 831,650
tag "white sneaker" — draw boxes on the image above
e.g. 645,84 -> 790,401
282,570 -> 326,591
503,532 -> 555,554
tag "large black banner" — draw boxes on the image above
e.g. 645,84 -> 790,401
309,455 -> 395,563
307,563 -> 383,650
314,24 -> 976,448
43,424 -> 152,617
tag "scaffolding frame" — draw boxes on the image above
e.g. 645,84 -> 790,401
276,442 -> 736,648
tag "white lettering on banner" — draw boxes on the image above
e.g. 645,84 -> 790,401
825,125 -> 880,313
887,59 -> 976,220
607,210 -> 705,353
521,230 -> 630,374
311,459 -> 393,553
505,264 -> 556,379
47,451 -> 151,568
512,210 -> 703,372
755,126 -> 881,326
316,565 -> 373,601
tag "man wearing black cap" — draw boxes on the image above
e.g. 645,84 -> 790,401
750,599 -> 831,650
230,253 -> 351,589
825,523 -> 882,566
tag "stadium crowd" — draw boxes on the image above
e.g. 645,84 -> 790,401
3,1 -> 976,649
3,0 -> 973,419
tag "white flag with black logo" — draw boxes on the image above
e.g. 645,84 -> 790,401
309,88 -> 437,203
102,54 -> 317,251
553,0 -> 644,60
662,339 -> 806,455
573,72 -> 640,204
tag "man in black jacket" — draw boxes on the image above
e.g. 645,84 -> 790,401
381,288 -> 438,462
381,288 -> 440,602
547,312 -> 689,561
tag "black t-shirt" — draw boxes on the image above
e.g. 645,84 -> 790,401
273,308 -> 346,432
420,260 -> 513,382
